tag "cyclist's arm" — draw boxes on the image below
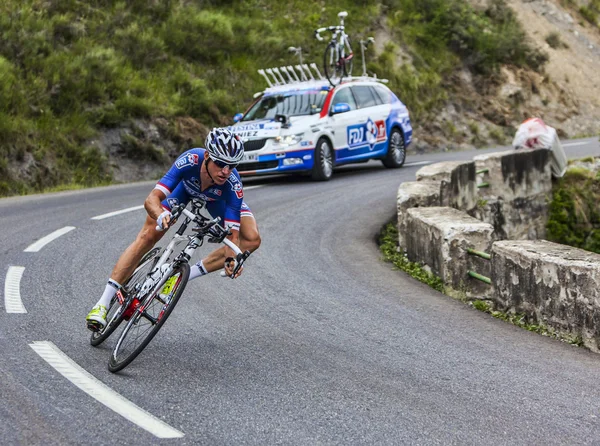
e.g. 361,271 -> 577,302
144,189 -> 168,222
200,229 -> 242,277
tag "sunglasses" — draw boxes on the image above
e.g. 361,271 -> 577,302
211,158 -> 238,170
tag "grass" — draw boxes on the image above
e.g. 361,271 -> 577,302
378,222 -> 445,292
0,0 -> 547,196
471,300 -> 585,346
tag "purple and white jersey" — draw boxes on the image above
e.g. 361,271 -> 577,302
155,148 -> 245,231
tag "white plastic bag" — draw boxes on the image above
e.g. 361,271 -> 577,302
512,117 -> 567,178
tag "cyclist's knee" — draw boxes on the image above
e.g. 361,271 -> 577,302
137,218 -> 163,247
242,231 -> 261,253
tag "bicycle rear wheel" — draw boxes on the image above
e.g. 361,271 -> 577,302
90,247 -> 161,347
108,262 -> 190,373
323,42 -> 343,86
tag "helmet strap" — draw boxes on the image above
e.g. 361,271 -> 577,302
204,158 -> 215,184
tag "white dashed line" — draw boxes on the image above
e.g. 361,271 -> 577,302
4,266 -> 26,313
29,341 -> 185,439
91,205 -> 145,220
24,226 -> 76,252
404,161 -> 431,167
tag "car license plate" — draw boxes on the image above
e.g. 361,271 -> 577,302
242,153 -> 258,163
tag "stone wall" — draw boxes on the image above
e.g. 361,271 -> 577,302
405,207 -> 494,299
473,149 -> 552,239
492,240 -> 600,351
395,148 -> 600,353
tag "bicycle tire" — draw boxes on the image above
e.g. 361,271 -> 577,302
323,42 -> 343,87
108,262 -> 190,373
90,247 -> 162,347
343,37 -> 353,78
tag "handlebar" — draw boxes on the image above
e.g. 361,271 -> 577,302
314,26 -> 344,41
156,201 -> 252,278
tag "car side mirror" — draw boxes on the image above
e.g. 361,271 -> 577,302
233,113 -> 243,123
330,103 -> 351,115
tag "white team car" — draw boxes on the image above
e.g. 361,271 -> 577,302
229,74 -> 413,181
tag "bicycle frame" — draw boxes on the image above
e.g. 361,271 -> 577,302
139,205 -> 245,301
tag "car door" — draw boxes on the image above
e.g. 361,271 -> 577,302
345,85 -> 390,160
326,85 -> 360,162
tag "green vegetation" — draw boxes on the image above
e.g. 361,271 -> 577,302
580,1 -> 600,26
546,161 -> 600,254
378,222 -> 445,292
0,0 -> 546,196
545,32 -> 568,49
471,300 -> 584,346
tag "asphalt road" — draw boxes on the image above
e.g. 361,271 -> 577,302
1,138 -> 599,445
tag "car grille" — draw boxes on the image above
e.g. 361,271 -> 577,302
237,160 -> 279,172
243,139 -> 268,152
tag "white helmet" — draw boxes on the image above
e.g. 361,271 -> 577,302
205,128 -> 244,165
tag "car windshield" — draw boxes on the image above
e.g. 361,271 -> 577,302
242,90 -> 327,121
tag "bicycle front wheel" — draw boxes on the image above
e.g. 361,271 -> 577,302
108,262 -> 190,373
90,247 -> 161,347
323,42 -> 343,86
343,37 -> 353,77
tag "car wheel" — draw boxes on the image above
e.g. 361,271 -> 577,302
312,138 -> 334,181
382,128 -> 406,168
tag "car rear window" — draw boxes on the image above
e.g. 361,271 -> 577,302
373,85 -> 391,104
352,85 -> 379,109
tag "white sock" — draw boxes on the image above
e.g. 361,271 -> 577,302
189,260 -> 208,281
96,279 -> 121,308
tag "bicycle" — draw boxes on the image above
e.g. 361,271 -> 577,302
314,11 -> 354,86
89,199 -> 251,373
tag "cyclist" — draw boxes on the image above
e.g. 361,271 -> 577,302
86,127 -> 261,331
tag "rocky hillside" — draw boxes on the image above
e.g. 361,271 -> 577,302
412,0 -> 600,153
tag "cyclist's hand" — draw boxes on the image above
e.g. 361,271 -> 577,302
224,257 -> 243,278
156,210 -> 172,231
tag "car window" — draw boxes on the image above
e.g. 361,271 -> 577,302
352,85 -> 378,109
373,85 -> 391,104
331,88 -> 357,111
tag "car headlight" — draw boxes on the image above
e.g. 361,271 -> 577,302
276,133 -> 304,147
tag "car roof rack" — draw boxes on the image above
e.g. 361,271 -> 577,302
258,63 -> 325,87
257,65 -> 389,90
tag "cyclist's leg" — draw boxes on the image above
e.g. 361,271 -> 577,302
239,203 -> 261,253
87,184 -> 189,329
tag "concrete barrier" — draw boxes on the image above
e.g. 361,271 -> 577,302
492,240 -> 600,351
395,149 -> 600,353
405,207 -> 494,299
473,148 -> 552,239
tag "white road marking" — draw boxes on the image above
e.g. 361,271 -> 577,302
91,205 -> 145,220
29,341 -> 185,439
563,142 -> 590,147
4,266 -> 26,313
24,226 -> 76,253
404,161 -> 431,167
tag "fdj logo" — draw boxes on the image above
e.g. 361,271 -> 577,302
348,126 -> 365,147
347,119 -> 386,149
